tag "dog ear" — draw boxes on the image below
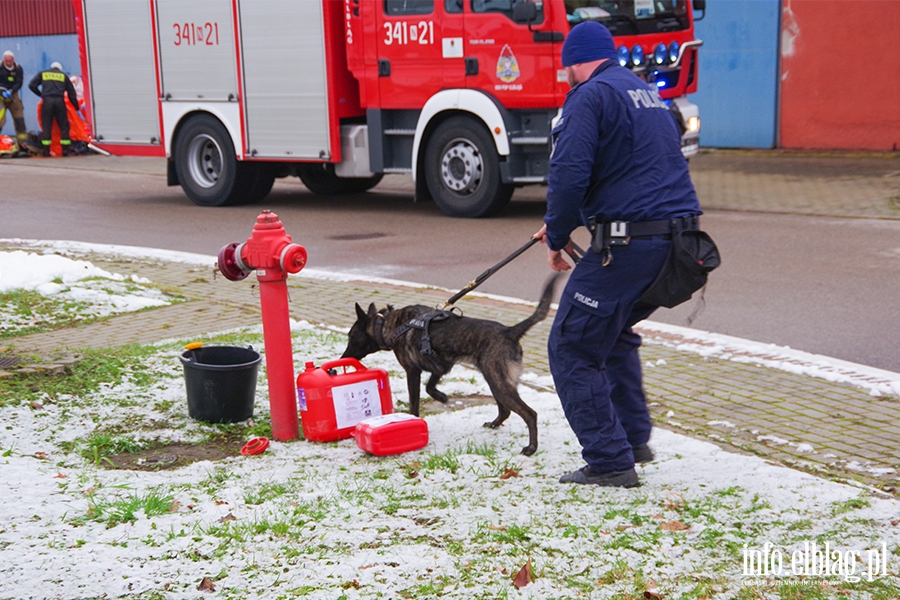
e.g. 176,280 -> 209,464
367,303 -> 379,318
355,303 -> 367,321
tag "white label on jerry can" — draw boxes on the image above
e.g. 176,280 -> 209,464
332,379 -> 382,430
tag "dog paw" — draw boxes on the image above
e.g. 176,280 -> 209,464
520,445 -> 536,456
482,421 -> 500,429
432,393 -> 448,404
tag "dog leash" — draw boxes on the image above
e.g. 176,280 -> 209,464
440,238 -> 585,310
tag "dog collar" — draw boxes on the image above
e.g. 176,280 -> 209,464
373,314 -> 392,351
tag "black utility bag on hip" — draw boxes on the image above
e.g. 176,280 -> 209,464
639,219 -> 721,309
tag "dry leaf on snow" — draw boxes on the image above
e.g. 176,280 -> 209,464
198,577 -> 215,591
512,558 -> 532,589
660,520 -> 689,531
499,467 -> 519,479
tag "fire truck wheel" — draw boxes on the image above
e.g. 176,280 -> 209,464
425,116 -> 513,218
297,164 -> 383,195
242,164 -> 276,204
175,114 -> 245,207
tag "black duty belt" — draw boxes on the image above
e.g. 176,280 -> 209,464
588,215 -> 700,265
588,215 -> 699,245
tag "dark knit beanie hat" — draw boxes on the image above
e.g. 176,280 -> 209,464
561,21 -> 618,67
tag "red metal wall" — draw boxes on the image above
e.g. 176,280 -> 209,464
0,0 -> 75,37
780,0 -> 900,151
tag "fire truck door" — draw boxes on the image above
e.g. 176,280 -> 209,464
82,0 -> 160,144
237,0 -> 332,159
155,0 -> 238,102
377,1 -> 464,108
463,1 -> 558,108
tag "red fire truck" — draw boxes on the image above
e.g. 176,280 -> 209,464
73,0 -> 703,217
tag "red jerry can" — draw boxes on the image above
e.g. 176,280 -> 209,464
353,413 -> 429,456
296,358 -> 393,442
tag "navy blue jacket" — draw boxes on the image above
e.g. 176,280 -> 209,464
0,62 -> 23,94
544,60 -> 700,251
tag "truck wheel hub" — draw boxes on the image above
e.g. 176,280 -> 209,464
188,134 -> 223,189
440,140 -> 482,193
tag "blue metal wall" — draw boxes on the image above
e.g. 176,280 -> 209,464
692,0 -> 781,148
0,34 -> 80,137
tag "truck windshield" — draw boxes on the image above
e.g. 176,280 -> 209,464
564,0 -> 689,34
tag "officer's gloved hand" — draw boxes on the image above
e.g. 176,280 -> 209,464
0,90 -> 10,100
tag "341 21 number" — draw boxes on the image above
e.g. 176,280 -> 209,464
173,22 -> 219,46
383,21 -> 434,46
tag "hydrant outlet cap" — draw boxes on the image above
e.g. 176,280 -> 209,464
280,244 -> 308,274
241,437 -> 270,456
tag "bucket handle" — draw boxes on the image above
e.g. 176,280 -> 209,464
320,357 -> 368,375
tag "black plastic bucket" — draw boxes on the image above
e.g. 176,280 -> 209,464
180,346 -> 261,423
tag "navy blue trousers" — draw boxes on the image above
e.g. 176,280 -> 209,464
549,238 -> 670,473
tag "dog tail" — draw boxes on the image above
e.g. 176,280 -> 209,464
507,274 -> 560,341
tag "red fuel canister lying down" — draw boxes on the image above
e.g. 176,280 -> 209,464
354,413 -> 429,456
296,358 -> 393,442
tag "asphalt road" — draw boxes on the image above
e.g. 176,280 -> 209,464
2,154 -> 899,372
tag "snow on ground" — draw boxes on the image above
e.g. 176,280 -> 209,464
0,241 -> 898,599
0,249 -> 172,334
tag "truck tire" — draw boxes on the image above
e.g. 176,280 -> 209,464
424,116 -> 513,218
298,164 -> 383,195
175,114 -> 247,207
242,164 -> 276,204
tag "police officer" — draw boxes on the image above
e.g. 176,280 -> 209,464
533,22 -> 701,488
28,61 -> 78,156
0,50 -> 27,143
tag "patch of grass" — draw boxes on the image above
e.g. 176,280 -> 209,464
831,496 -> 870,515
62,431 -> 151,464
787,518 -> 813,531
460,440 -> 496,459
200,466 -> 233,496
0,289 -> 91,338
211,415 -> 272,440
749,492 -> 772,512
418,449 -> 461,474
0,344 -> 159,408
398,575 -> 456,598
244,481 -> 295,505
598,559 -> 630,584
77,487 -> 177,528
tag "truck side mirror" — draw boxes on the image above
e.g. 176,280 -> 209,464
693,0 -> 706,21
512,1 -> 538,24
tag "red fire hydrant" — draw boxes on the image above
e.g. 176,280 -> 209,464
218,210 -> 308,441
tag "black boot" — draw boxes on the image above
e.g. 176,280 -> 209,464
632,443 -> 655,464
559,465 -> 640,488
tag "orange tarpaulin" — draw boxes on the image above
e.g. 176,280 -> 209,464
35,98 -> 89,157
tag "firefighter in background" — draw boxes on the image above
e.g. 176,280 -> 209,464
28,61 -> 78,156
0,50 -> 27,143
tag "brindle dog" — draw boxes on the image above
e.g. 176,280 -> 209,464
341,276 -> 558,455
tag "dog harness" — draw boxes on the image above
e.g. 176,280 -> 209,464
391,310 -> 456,358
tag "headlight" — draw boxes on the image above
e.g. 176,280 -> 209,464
617,46 -> 630,68
686,116 -> 700,132
630,45 -> 644,67
668,42 -> 680,64
653,43 -> 667,65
